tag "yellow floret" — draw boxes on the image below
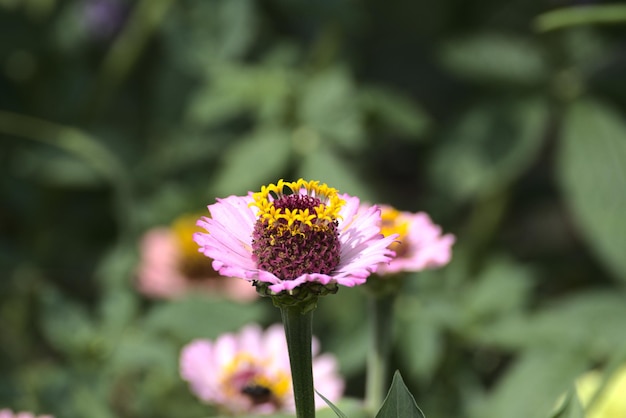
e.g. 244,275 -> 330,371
380,207 -> 410,240
251,179 -> 345,233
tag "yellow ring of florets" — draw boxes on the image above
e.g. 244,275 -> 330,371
250,179 -> 345,231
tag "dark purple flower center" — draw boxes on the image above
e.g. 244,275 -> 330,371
251,194 -> 341,280
241,383 -> 273,405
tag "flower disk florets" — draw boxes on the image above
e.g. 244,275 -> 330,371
380,207 -> 411,257
250,180 -> 344,281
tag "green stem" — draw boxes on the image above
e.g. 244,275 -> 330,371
365,293 -> 395,414
533,4 -> 626,32
280,306 -> 316,418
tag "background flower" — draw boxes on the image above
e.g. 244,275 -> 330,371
179,324 -> 344,415
0,410 -> 53,418
376,205 -> 455,275
136,214 -> 258,301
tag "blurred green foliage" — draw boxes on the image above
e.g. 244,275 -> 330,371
1,0 -> 626,417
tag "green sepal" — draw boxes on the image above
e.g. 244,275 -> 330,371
255,281 -> 338,314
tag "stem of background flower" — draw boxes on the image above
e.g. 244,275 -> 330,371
365,293 -> 395,415
280,306 -> 316,418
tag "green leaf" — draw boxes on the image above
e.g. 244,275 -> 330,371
550,386 -> 586,418
211,129 -> 292,196
558,100 -> 626,283
476,291 -> 626,358
165,0 -> 256,71
358,87 -> 431,140
461,257 -> 534,324
186,65 -> 294,127
316,288 -> 369,375
440,33 -> 547,85
70,385 -> 118,418
397,308 -> 444,381
429,98 -> 548,201
12,148 -> 104,187
530,292 -> 626,358
0,111 -> 128,187
376,371 -> 426,418
142,296 -> 268,342
469,349 -> 588,418
299,67 -> 365,150
145,131 -> 224,176
106,331 -> 178,375
315,390 -> 348,418
534,4 -> 626,32
39,288 -> 99,357
298,145 -> 374,202
213,0 -> 256,60
317,398 -> 371,418
98,289 -> 137,340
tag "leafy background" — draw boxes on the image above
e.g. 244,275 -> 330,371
1,0 -> 625,417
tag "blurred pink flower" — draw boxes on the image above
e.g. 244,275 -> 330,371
180,323 -> 344,415
136,214 -> 258,301
376,205 -> 455,275
194,179 -> 396,294
0,410 -> 53,418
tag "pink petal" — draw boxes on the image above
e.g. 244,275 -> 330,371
379,210 -> 455,274
180,340 -> 218,401
239,324 -> 264,354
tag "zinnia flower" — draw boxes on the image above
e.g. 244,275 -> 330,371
180,324 -> 344,415
575,364 -> 626,418
136,214 -> 258,301
0,410 -> 53,418
375,205 -> 455,275
193,179 -> 397,296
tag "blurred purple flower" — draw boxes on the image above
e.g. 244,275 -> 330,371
82,0 -> 127,39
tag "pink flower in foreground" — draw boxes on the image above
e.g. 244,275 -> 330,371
376,205 -> 455,275
180,324 -> 344,415
194,179 -> 397,294
0,410 -> 53,418
136,214 -> 257,301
